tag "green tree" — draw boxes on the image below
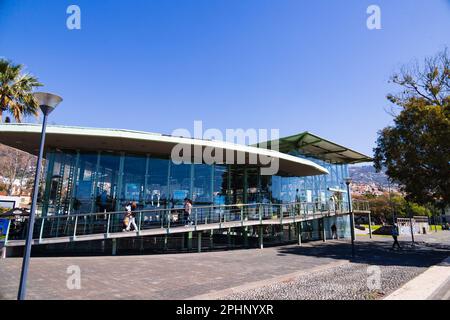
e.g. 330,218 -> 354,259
374,49 -> 450,208
354,193 -> 433,223
0,59 -> 43,122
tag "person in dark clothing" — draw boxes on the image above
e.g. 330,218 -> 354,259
184,198 -> 193,226
331,223 -> 338,239
391,224 -> 401,249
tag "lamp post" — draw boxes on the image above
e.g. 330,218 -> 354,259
17,92 -> 62,300
344,178 -> 355,257
388,179 -> 395,225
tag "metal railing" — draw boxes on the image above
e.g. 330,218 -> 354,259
3,200 -> 369,244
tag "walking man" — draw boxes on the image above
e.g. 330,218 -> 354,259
392,224 -> 401,249
331,223 -> 338,239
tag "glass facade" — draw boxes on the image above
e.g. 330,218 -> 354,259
40,149 -> 350,217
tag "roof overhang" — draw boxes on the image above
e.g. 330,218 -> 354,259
0,124 -> 329,177
257,132 -> 372,164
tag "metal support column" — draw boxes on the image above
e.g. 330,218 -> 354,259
259,226 -> 264,249
181,233 -> 185,250
298,222 -> 302,246
115,153 -> 125,212
112,239 -> 117,255
243,227 -> 248,247
90,152 -> 101,213
197,232 -> 202,253
188,232 -> 193,250
210,230 -> 214,249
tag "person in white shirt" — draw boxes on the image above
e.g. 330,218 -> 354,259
125,202 -> 139,232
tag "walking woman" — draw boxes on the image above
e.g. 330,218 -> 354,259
122,202 -> 132,232
126,202 -> 139,232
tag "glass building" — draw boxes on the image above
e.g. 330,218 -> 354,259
0,124 -> 371,254
41,151 -> 351,217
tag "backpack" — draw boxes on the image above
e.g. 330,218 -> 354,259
392,226 -> 399,236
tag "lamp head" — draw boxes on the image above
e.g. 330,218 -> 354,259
344,177 -> 352,186
33,92 -> 63,115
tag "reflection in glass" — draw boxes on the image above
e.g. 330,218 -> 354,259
121,154 -> 146,209
40,148 -> 351,216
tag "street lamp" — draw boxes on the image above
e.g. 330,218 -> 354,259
17,92 -> 62,300
344,178 -> 355,257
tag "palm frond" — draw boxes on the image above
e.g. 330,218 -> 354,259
0,59 -> 43,122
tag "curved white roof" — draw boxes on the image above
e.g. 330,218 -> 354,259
0,124 -> 328,177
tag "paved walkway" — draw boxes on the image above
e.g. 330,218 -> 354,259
429,277 -> 450,300
0,232 -> 449,300
384,257 -> 450,300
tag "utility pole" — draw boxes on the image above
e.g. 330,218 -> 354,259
407,202 -> 415,244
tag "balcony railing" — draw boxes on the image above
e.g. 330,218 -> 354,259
3,200 -> 369,244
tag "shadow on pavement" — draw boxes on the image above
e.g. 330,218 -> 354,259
276,239 -> 450,268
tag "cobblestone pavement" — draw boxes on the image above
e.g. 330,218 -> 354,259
223,233 -> 450,300
0,232 -> 449,300
223,262 -> 429,300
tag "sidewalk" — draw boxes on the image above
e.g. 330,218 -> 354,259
1,232 -> 449,300
384,256 -> 450,300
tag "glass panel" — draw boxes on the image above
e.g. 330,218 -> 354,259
73,152 -> 98,214
120,154 -> 147,209
95,152 -> 120,213
213,165 -> 228,205
146,158 -> 169,209
229,167 -> 244,205
246,168 -> 259,204
260,174 -> 272,203
169,162 -> 191,208
44,151 -> 78,215
192,164 -> 213,206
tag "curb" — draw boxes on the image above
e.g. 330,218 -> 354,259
384,256 -> 450,300
187,259 -> 350,300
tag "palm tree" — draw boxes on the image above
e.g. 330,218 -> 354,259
0,59 -> 43,123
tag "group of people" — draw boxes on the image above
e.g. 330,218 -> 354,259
122,198 -> 194,231
120,199 -> 402,252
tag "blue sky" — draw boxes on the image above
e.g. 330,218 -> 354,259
0,0 -> 449,157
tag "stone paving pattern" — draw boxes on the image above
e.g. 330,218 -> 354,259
0,232 -> 449,300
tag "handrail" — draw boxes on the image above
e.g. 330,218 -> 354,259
35,199 -> 369,221
4,200 -> 370,243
